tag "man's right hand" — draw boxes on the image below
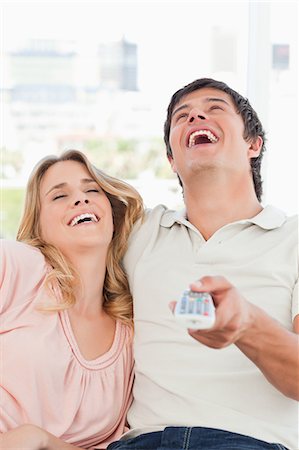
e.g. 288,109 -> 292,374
186,276 -> 254,348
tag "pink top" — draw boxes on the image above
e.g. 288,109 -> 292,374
0,240 -> 134,449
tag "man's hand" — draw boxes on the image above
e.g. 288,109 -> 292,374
187,276 -> 254,347
170,275 -> 299,399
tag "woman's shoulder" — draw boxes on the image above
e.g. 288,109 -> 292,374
1,240 -> 49,313
1,240 -> 47,278
1,239 -> 45,265
2,239 -> 41,253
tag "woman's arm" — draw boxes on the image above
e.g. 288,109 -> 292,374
0,425 -> 82,450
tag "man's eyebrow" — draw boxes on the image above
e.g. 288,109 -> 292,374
206,97 -> 230,105
45,178 -> 96,196
171,97 -> 230,118
171,104 -> 189,118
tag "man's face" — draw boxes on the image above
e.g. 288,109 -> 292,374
168,88 -> 262,187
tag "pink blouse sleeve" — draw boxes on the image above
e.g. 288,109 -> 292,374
0,240 -> 48,315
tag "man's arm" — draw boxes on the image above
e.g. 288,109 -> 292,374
187,276 -> 299,401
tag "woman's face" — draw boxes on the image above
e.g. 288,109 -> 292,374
39,160 -> 114,256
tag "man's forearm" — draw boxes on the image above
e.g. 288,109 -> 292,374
188,277 -> 299,400
236,305 -> 299,400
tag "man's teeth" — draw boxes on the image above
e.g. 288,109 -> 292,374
70,213 -> 98,227
188,129 -> 218,147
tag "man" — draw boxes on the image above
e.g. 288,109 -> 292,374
108,79 -> 298,450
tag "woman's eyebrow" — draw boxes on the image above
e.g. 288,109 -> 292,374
45,178 -> 96,196
45,182 -> 67,196
81,178 -> 97,185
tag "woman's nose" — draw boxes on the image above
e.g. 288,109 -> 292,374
74,198 -> 89,206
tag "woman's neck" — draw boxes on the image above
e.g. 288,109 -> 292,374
67,249 -> 108,314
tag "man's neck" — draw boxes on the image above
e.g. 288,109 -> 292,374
184,181 -> 262,240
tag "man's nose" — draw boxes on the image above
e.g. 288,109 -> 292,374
188,108 -> 206,123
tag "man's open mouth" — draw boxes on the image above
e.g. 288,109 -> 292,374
187,129 -> 219,147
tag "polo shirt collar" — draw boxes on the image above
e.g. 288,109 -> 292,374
160,208 -> 188,228
160,204 -> 287,231
242,205 -> 287,229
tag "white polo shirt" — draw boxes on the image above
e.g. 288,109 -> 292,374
123,205 -> 298,449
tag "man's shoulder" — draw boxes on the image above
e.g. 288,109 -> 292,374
255,205 -> 297,232
124,205 -> 181,267
144,204 -> 179,224
284,213 -> 298,228
132,204 -> 187,236
283,213 -> 298,241
270,206 -> 298,231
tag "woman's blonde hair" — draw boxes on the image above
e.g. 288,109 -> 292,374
17,149 -> 144,325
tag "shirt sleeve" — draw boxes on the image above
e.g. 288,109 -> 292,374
0,240 -> 48,315
123,206 -> 167,281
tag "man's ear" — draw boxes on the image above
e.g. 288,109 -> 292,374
248,136 -> 263,159
167,154 -> 177,173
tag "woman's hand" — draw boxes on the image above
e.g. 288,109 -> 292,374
0,424 -> 81,450
0,424 -> 47,450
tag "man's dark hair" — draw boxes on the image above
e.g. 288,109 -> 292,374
163,78 -> 266,201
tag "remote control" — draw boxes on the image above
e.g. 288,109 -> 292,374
174,289 -> 215,330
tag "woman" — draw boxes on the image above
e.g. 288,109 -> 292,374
0,150 -> 143,449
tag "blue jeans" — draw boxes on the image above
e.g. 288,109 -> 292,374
107,427 -> 289,450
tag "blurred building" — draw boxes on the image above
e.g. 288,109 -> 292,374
1,37 -> 160,181
8,39 -> 77,103
1,38 -> 142,144
98,38 -> 138,91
